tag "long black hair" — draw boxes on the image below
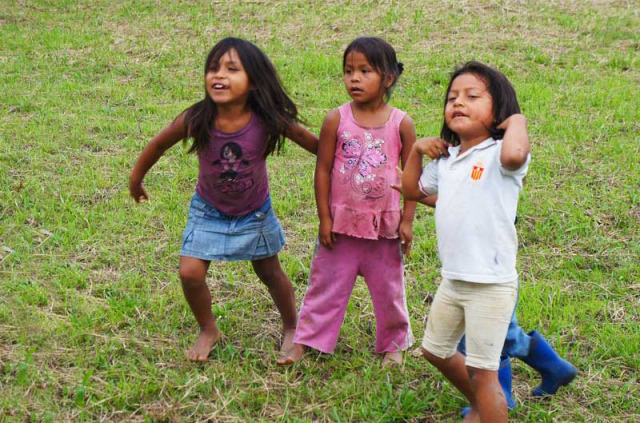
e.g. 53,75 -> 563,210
440,61 -> 521,145
342,37 -> 404,101
184,37 -> 299,156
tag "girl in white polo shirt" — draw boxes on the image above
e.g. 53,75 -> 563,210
402,61 -> 530,423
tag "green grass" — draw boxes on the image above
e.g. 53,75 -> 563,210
1,0 -> 638,422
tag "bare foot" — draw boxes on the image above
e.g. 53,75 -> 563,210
186,327 -> 222,362
461,407 -> 480,423
382,351 -> 403,367
280,328 -> 296,356
277,343 -> 306,365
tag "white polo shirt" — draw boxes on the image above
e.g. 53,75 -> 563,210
419,138 -> 530,283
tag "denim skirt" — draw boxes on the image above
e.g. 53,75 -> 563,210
180,192 -> 286,261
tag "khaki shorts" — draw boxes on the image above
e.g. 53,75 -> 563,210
421,278 -> 518,371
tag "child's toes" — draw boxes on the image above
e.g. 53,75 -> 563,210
276,356 -> 294,366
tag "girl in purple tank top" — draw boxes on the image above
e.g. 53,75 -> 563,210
129,38 -> 318,362
279,37 -> 417,366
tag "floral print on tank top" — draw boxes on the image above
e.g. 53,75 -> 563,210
339,131 -> 388,199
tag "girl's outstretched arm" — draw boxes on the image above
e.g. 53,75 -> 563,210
498,114 -> 530,171
286,123 -> 319,155
129,113 -> 187,202
402,137 -> 448,201
421,194 -> 438,208
391,167 -> 438,207
391,167 -> 437,207
315,109 -> 340,249
398,115 -> 417,256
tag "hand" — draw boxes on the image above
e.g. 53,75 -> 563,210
390,167 -> 404,194
318,217 -> 336,249
399,220 -> 413,257
129,180 -> 149,203
414,137 -> 449,160
497,114 -> 527,131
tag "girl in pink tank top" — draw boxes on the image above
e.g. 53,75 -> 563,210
279,37 -> 417,366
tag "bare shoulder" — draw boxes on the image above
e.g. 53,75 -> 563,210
325,108 -> 341,124
320,108 -> 341,133
169,110 -> 189,134
399,114 -> 416,145
399,114 -> 415,131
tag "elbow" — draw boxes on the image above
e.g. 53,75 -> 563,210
402,184 -> 423,201
501,152 -> 528,171
401,177 -> 422,201
314,166 -> 330,181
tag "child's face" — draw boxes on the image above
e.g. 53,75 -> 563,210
445,73 -> 494,141
343,51 -> 388,104
206,48 -> 251,106
222,146 -> 236,160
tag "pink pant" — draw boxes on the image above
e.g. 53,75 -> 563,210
294,235 -> 414,353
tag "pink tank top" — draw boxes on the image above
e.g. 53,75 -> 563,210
330,103 -> 405,240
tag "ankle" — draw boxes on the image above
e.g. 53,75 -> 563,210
199,323 -> 220,334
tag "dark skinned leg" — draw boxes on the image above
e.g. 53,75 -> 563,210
467,366 -> 508,423
179,256 -> 222,361
422,348 -> 476,402
251,255 -> 297,355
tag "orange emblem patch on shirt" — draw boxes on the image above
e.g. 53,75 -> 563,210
471,161 -> 485,181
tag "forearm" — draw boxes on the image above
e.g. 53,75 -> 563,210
500,114 -> 530,171
401,199 -> 417,223
287,123 -> 318,155
419,194 -> 437,208
130,116 -> 186,185
130,142 -> 167,184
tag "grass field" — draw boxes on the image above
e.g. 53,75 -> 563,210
1,0 -> 639,422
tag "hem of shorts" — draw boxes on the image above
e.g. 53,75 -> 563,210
463,359 -> 500,371
179,249 -> 282,262
441,270 -> 518,284
420,341 -> 456,360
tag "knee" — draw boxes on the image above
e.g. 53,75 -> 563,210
467,367 -> 497,390
421,347 -> 440,364
252,260 -> 286,285
255,266 -> 277,282
179,264 -> 206,288
467,366 -> 479,386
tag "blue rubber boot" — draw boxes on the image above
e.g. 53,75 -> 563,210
461,357 -> 516,418
520,330 -> 578,396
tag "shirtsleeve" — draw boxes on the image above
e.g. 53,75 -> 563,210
418,161 -> 439,196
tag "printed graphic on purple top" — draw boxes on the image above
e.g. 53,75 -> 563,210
211,142 -> 254,194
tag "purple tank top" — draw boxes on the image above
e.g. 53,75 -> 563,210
195,114 -> 270,216
330,103 -> 405,239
